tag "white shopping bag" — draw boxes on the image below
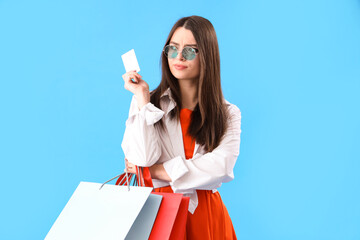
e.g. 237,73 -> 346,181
45,181 -> 162,240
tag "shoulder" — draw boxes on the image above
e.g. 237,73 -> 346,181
224,99 -> 241,119
223,100 -> 241,135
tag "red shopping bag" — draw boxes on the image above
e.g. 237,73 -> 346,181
149,192 -> 189,240
142,167 -> 189,240
170,195 -> 189,240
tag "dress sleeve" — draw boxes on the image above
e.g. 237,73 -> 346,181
121,95 -> 165,167
163,104 -> 241,192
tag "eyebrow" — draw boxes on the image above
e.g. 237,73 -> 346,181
170,41 -> 197,47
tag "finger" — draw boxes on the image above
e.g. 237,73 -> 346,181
130,77 -> 139,83
127,73 -> 140,83
122,72 -> 138,82
127,71 -> 139,77
128,72 -> 142,80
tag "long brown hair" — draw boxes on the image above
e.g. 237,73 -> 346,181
150,15 -> 228,152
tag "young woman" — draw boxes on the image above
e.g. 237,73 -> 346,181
121,15 -> 241,239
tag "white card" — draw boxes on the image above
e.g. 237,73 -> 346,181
121,49 -> 140,73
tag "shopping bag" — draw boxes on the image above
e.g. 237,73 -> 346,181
123,167 -> 190,240
126,193 -> 163,240
169,195 -> 190,240
45,181 -> 162,240
149,192 -> 189,240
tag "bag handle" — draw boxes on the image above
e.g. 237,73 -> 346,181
100,155 -> 146,190
100,163 -> 154,190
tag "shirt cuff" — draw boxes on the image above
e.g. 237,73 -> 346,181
141,102 -> 165,125
163,156 -> 189,183
127,102 -> 165,126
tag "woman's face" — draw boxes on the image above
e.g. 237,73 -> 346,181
168,27 -> 200,82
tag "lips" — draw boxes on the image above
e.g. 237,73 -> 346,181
174,64 -> 188,70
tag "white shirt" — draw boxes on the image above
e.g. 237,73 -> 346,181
121,88 -> 241,213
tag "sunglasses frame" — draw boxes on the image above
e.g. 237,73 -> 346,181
163,45 -> 199,61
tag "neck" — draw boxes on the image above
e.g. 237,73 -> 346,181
178,79 -> 198,110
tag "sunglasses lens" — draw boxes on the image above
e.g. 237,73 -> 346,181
165,45 -> 178,59
164,45 -> 197,60
183,47 -> 196,60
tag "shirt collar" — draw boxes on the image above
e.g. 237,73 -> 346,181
160,87 -> 173,100
160,87 -> 176,115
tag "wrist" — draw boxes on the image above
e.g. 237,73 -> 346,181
149,164 -> 171,182
136,91 -> 150,110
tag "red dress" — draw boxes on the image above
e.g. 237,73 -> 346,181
154,108 -> 237,240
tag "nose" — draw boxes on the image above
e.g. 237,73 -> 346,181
176,49 -> 185,61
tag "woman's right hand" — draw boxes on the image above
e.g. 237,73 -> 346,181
124,158 -> 137,174
122,70 -> 150,110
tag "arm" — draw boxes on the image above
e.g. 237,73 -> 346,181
160,104 -> 241,192
121,95 -> 164,167
121,71 -> 164,167
149,164 -> 172,182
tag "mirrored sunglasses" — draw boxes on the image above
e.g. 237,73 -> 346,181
163,45 -> 199,61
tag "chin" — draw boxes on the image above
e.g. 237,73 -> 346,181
171,71 -> 198,81
175,75 -> 196,81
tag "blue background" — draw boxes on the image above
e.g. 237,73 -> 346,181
1,0 -> 359,239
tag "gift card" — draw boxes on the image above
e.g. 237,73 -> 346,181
121,49 -> 140,73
